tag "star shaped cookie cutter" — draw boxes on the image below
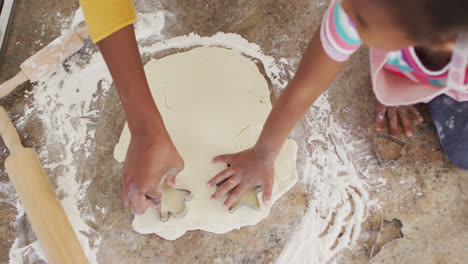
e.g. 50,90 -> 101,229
159,183 -> 193,222
216,177 -> 262,213
373,133 -> 407,167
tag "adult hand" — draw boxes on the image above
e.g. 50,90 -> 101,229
96,25 -> 185,215
207,148 -> 275,209
375,101 -> 424,138
122,134 -> 184,215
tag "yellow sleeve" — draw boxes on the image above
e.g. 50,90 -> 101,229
79,0 -> 137,43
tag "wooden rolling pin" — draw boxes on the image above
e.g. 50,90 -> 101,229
0,26 -> 89,98
0,107 -> 89,264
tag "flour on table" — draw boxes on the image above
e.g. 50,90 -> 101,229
113,47 -> 298,240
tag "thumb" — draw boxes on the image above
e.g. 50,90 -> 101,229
144,186 -> 163,208
129,191 -> 152,215
164,167 -> 182,188
262,177 -> 274,206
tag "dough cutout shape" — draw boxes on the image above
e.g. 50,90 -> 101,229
159,183 -> 192,222
114,47 -> 298,240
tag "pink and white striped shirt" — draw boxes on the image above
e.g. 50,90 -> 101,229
320,0 -> 468,103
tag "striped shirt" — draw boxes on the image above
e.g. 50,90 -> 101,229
320,0 -> 468,87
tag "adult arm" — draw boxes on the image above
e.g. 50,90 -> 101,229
97,26 -> 184,215
80,0 -> 183,215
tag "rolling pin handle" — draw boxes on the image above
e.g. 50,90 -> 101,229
0,107 -> 24,153
0,71 -> 28,99
76,26 -> 90,41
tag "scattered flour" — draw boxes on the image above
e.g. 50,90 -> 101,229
3,4 -> 381,264
277,93 -> 382,264
70,7 -> 85,29
5,8 -> 114,264
134,11 -> 166,41
8,50 -> 112,264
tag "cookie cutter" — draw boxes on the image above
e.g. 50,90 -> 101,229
373,133 -> 407,167
229,186 -> 262,213
159,186 -> 193,222
216,178 -> 262,213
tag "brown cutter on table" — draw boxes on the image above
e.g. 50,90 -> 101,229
373,133 -> 408,167
159,183 -> 193,222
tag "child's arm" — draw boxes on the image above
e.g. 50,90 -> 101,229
208,29 -> 345,208
98,25 -> 184,215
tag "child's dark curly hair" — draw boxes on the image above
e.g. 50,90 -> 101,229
387,0 -> 468,45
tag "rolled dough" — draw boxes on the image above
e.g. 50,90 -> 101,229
114,47 -> 298,240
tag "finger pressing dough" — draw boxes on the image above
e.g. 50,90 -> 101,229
114,47 -> 298,240
216,178 -> 261,211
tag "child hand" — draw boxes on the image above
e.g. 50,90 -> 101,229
207,148 -> 275,209
122,134 -> 184,215
375,101 -> 424,138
